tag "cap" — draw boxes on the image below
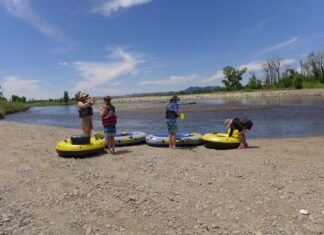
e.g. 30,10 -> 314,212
170,95 -> 180,101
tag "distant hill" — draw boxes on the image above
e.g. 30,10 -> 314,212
180,86 -> 222,94
119,86 -> 222,98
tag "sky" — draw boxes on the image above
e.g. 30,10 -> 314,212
1,0 -> 324,99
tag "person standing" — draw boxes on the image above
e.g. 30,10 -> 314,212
100,96 -> 117,154
225,117 -> 253,149
165,95 -> 182,149
77,93 -> 95,136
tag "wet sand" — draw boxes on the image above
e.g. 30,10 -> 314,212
0,120 -> 323,234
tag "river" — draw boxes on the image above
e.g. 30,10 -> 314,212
4,96 -> 324,139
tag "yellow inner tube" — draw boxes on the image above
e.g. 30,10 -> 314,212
202,132 -> 240,149
56,137 -> 105,156
202,133 -> 240,143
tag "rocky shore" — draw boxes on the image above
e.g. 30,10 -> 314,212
0,120 -> 323,234
114,88 -> 324,103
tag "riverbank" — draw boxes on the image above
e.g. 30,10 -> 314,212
0,101 -> 30,119
0,120 -> 323,234
0,101 -> 75,119
114,88 -> 324,103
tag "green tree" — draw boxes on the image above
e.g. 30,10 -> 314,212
222,66 -> 247,91
245,72 -> 262,89
74,91 -> 81,101
0,85 -> 5,101
63,91 -> 69,103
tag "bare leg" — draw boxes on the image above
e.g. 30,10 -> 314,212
83,129 -> 91,136
172,133 -> 177,149
111,137 -> 115,154
168,132 -> 173,148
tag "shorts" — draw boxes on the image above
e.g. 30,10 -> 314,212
80,116 -> 93,131
104,125 -> 116,138
166,118 -> 177,132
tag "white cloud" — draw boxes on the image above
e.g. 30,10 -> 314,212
280,58 -> 296,66
2,75 -> 40,98
203,71 -> 224,83
139,75 -> 196,85
2,0 -> 59,38
64,48 -> 144,91
93,0 -> 153,16
238,61 -> 264,72
259,36 -> 299,54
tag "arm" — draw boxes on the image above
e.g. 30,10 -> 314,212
77,98 -> 94,109
172,103 -> 181,117
99,107 -> 108,118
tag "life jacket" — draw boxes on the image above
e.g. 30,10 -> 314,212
78,106 -> 93,118
102,114 -> 117,127
165,103 -> 179,119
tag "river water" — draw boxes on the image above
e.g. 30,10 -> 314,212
5,96 -> 324,139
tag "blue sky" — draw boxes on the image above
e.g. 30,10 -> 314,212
1,0 -> 324,99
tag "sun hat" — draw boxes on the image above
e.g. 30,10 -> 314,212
224,119 -> 233,129
170,95 -> 180,101
79,92 -> 89,100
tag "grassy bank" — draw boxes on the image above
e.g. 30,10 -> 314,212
0,100 -> 76,119
0,101 -> 31,119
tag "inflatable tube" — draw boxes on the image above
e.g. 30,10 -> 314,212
146,133 -> 202,147
202,133 -> 240,149
95,131 -> 146,146
56,136 -> 105,157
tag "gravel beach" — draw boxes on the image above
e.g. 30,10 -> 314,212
0,120 -> 323,235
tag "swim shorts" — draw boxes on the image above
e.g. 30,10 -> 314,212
166,118 -> 178,132
104,125 -> 116,137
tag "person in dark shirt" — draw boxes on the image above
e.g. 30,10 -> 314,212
77,93 -> 95,136
225,117 -> 253,149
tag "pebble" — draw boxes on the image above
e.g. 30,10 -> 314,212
299,209 -> 309,215
211,224 -> 219,229
85,227 -> 93,235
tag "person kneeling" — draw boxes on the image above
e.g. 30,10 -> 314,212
225,117 -> 253,149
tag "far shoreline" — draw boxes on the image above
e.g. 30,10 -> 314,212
113,88 -> 324,103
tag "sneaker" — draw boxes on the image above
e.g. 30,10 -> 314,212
237,143 -> 246,149
244,142 -> 248,147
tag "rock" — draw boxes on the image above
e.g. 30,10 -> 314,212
212,209 -> 217,216
211,224 -> 219,229
85,227 -> 93,235
2,214 -> 11,222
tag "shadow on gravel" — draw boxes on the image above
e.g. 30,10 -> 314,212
114,149 -> 132,155
246,146 -> 260,149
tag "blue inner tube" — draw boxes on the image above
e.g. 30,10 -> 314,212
152,133 -> 193,138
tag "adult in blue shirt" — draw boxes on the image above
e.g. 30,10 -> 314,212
165,95 -> 182,149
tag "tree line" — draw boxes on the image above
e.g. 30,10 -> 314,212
0,88 -> 82,104
222,51 -> 324,91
